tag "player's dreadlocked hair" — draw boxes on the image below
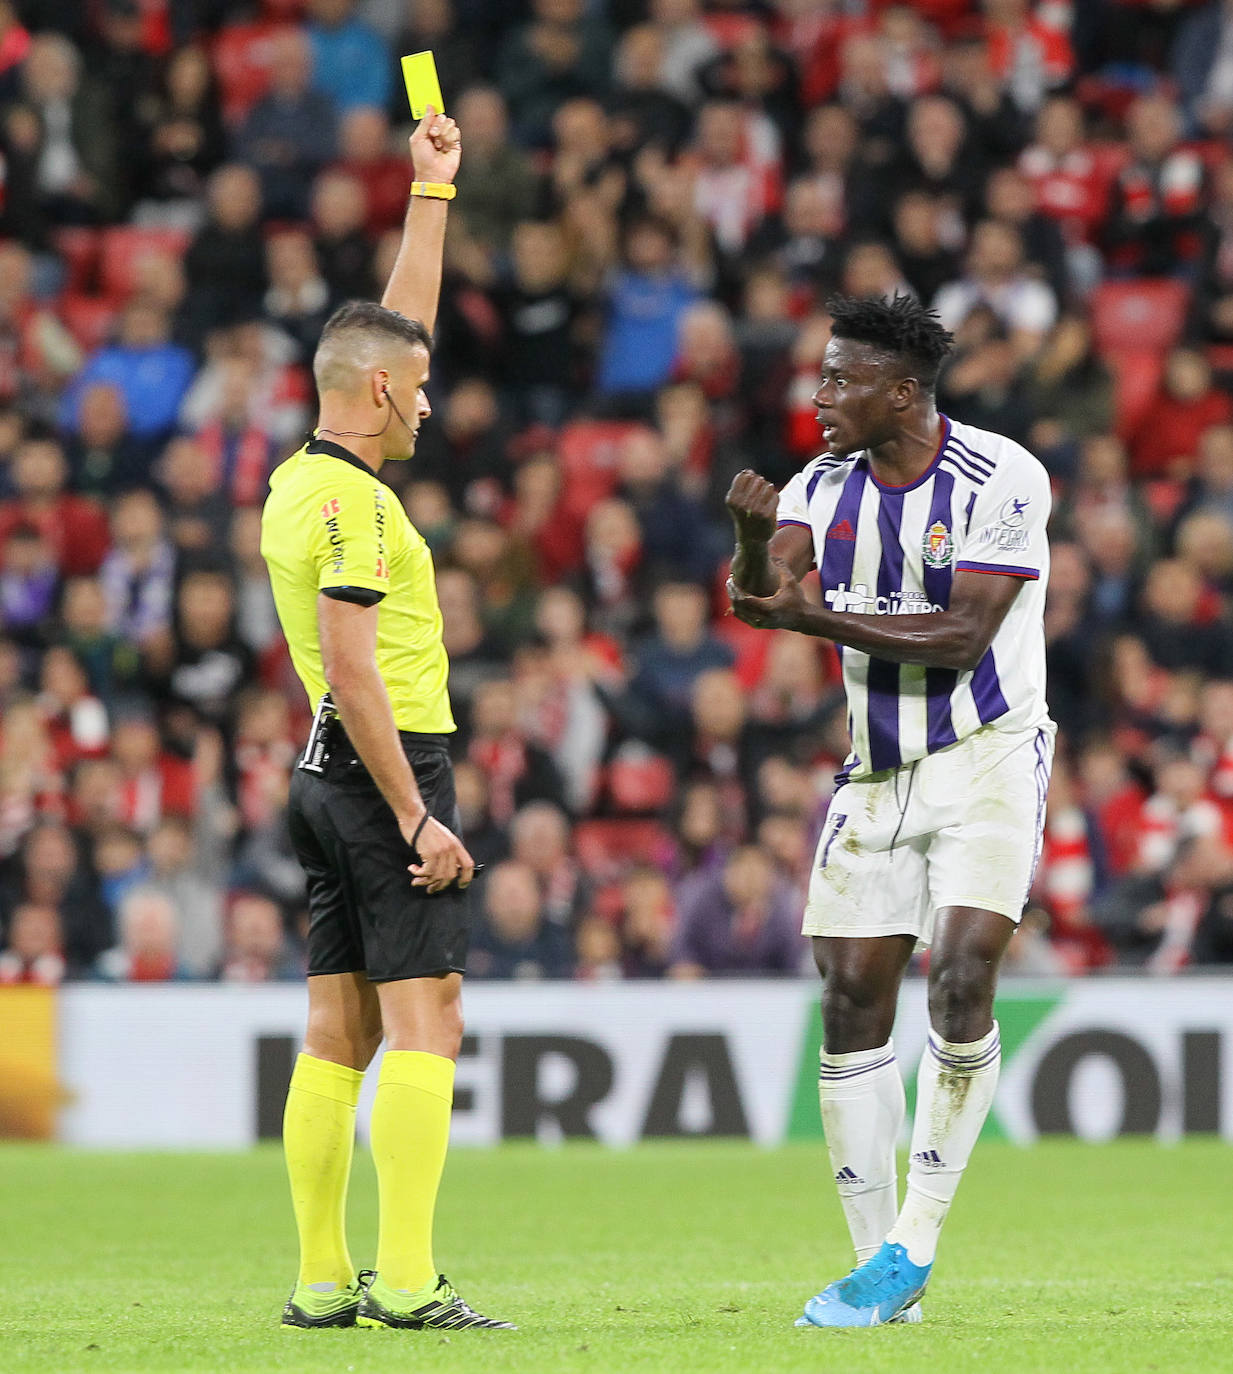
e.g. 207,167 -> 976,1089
826,294 -> 955,393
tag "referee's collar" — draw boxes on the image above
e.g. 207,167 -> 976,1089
306,434 -> 376,476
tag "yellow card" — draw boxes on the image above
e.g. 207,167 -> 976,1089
401,51 -> 445,120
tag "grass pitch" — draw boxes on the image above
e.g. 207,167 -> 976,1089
1,1139 -> 1230,1374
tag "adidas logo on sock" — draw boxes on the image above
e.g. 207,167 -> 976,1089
911,1149 -> 944,1169
834,1165 -> 865,1184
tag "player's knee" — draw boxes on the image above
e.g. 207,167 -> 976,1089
927,958 -> 995,1041
303,1022 -> 373,1072
381,976 -> 465,1059
821,972 -> 893,1053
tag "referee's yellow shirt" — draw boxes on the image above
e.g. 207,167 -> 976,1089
260,436 -> 455,735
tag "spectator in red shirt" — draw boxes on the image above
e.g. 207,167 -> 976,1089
1130,348 -> 1233,479
0,0 -> 30,102
1078,738 -> 1148,880
110,708 -> 195,835
0,436 -> 109,577
1105,92 -> 1207,277
332,105 -> 408,237
1020,94 -> 1110,247
504,451 -> 582,586
982,0 -> 1074,115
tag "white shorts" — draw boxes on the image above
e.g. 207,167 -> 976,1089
802,723 -> 1055,945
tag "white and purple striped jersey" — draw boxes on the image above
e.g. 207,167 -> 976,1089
777,415 -> 1053,781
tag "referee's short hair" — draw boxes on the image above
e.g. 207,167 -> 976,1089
313,301 -> 433,393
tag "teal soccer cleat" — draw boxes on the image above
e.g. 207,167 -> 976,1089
795,1241 -> 931,1328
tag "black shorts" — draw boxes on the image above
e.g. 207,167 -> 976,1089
288,731 -> 470,983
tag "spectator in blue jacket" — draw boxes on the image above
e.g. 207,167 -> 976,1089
60,302 -> 194,442
596,216 -> 701,399
306,0 -> 392,113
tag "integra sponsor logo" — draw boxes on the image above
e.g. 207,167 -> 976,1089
824,583 -> 943,615
321,497 -> 344,573
975,523 -> 1031,552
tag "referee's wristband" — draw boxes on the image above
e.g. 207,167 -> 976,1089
409,811 -> 430,852
409,181 -> 456,200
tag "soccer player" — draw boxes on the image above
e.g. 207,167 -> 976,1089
260,108 -> 512,1331
726,295 -> 1054,1328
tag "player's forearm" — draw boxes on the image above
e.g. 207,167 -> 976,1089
730,536 -> 778,597
380,196 -> 448,333
789,605 -> 988,671
327,663 -> 427,825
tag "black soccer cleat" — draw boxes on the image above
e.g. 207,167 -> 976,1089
281,1277 -> 362,1329
356,1270 -> 516,1330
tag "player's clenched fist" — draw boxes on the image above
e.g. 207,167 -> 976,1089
725,469 -> 779,543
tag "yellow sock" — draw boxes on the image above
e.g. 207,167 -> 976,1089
283,1052 -> 364,1288
371,1050 -> 455,1294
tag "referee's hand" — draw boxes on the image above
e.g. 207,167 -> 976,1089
403,814 -> 476,893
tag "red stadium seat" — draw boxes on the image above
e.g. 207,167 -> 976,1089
1090,279 -> 1191,357
557,420 -> 648,518
573,819 -> 674,880
98,226 -> 191,303
59,294 -> 118,352
1108,349 -> 1164,442
605,745 -> 676,815
211,20 -> 290,125
53,228 -> 100,294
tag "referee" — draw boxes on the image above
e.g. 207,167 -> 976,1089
260,108 -> 511,1333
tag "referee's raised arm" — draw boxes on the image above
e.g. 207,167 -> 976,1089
381,105 -> 460,332
308,105 -> 469,896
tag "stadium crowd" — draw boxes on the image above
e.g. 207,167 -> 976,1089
2,0 -> 1233,986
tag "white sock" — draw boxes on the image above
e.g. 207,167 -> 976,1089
818,1041 -> 904,1264
888,1022 -> 1001,1267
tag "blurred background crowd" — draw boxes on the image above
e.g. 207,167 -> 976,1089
3,0 -> 1233,987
